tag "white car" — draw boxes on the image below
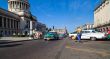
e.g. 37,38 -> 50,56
69,30 -> 106,40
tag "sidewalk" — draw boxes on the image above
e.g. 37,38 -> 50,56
0,37 -> 33,44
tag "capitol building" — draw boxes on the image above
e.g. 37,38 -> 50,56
0,0 -> 46,36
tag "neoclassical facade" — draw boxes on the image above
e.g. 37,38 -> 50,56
0,0 -> 37,36
0,8 -> 20,36
94,0 -> 110,32
8,0 -> 34,34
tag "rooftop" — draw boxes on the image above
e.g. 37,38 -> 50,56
94,0 -> 106,11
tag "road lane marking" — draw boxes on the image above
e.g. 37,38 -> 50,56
65,45 -> 110,57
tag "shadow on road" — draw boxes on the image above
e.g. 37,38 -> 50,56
0,43 -> 22,48
45,39 -> 63,41
96,39 -> 110,41
0,40 -> 38,44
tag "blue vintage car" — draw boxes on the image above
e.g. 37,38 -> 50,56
44,32 -> 59,41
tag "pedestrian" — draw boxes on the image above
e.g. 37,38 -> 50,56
76,28 -> 82,42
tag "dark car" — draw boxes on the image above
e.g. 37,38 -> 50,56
58,34 -> 65,39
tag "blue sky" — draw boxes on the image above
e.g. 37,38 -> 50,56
0,0 -> 101,32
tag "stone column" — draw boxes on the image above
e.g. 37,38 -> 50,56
12,1 -> 14,8
14,1 -> 15,8
12,1 -> 13,8
21,2 -> 23,10
18,2 -> 20,9
11,1 -> 13,8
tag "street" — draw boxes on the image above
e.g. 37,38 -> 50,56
0,38 -> 110,59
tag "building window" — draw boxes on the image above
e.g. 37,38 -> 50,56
0,16 -> 2,27
8,19 -> 10,28
14,20 -> 16,28
17,21 -> 18,29
5,31 -> 7,35
106,1 -> 109,5
11,19 -> 13,28
9,31 -> 10,35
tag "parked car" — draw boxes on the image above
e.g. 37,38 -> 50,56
69,32 -> 77,40
69,32 -> 77,38
58,34 -> 65,39
44,32 -> 59,41
69,30 -> 107,40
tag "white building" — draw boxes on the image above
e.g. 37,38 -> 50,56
82,24 -> 94,30
8,0 -> 37,35
52,27 -> 68,34
94,0 -> 110,32
0,0 -> 37,36
76,24 -> 94,30
0,8 -> 20,36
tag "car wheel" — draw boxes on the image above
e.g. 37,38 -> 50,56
90,37 -> 96,41
57,37 -> 59,40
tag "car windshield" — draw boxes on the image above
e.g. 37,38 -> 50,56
71,32 -> 77,34
47,32 -> 56,34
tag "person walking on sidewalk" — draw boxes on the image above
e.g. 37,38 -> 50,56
76,28 -> 82,42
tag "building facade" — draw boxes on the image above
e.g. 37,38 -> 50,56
52,27 -> 68,34
0,0 -> 37,36
94,0 -> 110,32
76,24 -> 94,31
36,22 -> 46,33
8,0 -> 36,34
0,8 -> 20,36
82,24 -> 94,30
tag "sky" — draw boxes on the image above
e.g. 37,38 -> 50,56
0,0 -> 101,32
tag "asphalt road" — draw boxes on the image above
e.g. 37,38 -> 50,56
0,38 -> 110,59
